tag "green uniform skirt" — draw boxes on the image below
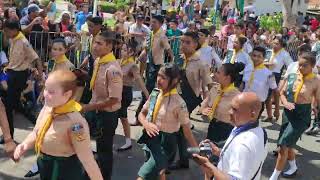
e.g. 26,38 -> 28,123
278,104 -> 311,147
207,119 -> 234,148
37,153 -> 85,180
138,131 -> 177,180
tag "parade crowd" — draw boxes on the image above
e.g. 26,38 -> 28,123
0,0 -> 320,180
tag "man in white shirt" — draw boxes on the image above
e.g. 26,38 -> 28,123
129,14 -> 151,52
193,92 -> 267,180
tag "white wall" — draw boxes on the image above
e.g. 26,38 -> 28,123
249,0 -> 282,15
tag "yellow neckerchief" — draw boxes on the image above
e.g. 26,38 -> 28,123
201,41 -> 209,48
35,100 -> 82,155
183,51 -> 198,70
150,29 -> 162,48
152,88 -> 178,123
248,63 -> 266,89
121,56 -> 135,66
208,83 -> 237,121
230,49 -> 243,64
294,72 -> 316,103
9,31 -> 25,57
52,55 -> 68,71
90,52 -> 117,90
269,48 -> 283,64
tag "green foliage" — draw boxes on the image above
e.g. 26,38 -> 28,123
100,0 -> 129,13
259,13 -> 283,32
208,9 -> 221,30
39,0 -> 50,6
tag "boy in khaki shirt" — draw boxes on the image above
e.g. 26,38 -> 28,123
3,19 -> 43,142
82,31 -> 123,180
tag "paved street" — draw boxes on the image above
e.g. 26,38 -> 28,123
0,92 -> 319,180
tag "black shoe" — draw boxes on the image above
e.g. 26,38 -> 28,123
0,136 -> 4,144
168,161 -> 189,170
282,169 -> 298,178
24,170 -> 39,178
117,145 -> 132,152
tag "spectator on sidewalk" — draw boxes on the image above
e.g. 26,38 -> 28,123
75,3 -> 90,32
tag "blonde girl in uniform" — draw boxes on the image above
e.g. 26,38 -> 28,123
14,70 -> 103,180
270,52 -> 320,180
137,63 -> 198,180
117,40 -> 149,151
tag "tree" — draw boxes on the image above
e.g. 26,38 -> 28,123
278,0 -> 307,28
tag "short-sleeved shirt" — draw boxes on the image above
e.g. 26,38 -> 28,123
75,11 -> 89,32
129,23 -> 150,49
7,34 -> 39,71
244,67 -> 277,102
227,34 -> 253,54
217,127 -> 267,180
182,53 -> 213,96
284,73 -> 320,104
20,15 -> 43,32
198,44 -> 222,69
0,51 -> 8,65
34,106 -> 91,157
224,50 -> 254,84
202,84 -> 240,123
20,15 -> 44,49
266,49 -> 293,73
142,93 -> 190,133
48,59 -> 75,73
145,29 -> 171,65
90,60 -> 123,112
121,61 -> 140,87
166,29 -> 183,58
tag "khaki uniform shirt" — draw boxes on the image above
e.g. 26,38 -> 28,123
146,29 -> 171,65
142,94 -> 190,133
53,60 -> 75,72
121,62 -> 140,87
183,53 -> 213,96
34,106 -> 91,157
90,61 -> 123,112
7,36 -> 39,71
202,83 -> 240,124
284,74 -> 320,104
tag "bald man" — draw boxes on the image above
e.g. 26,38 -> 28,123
193,92 -> 268,180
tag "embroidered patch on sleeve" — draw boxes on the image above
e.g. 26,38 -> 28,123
71,123 -> 85,142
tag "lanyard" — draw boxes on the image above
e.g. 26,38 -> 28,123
220,122 -> 259,158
